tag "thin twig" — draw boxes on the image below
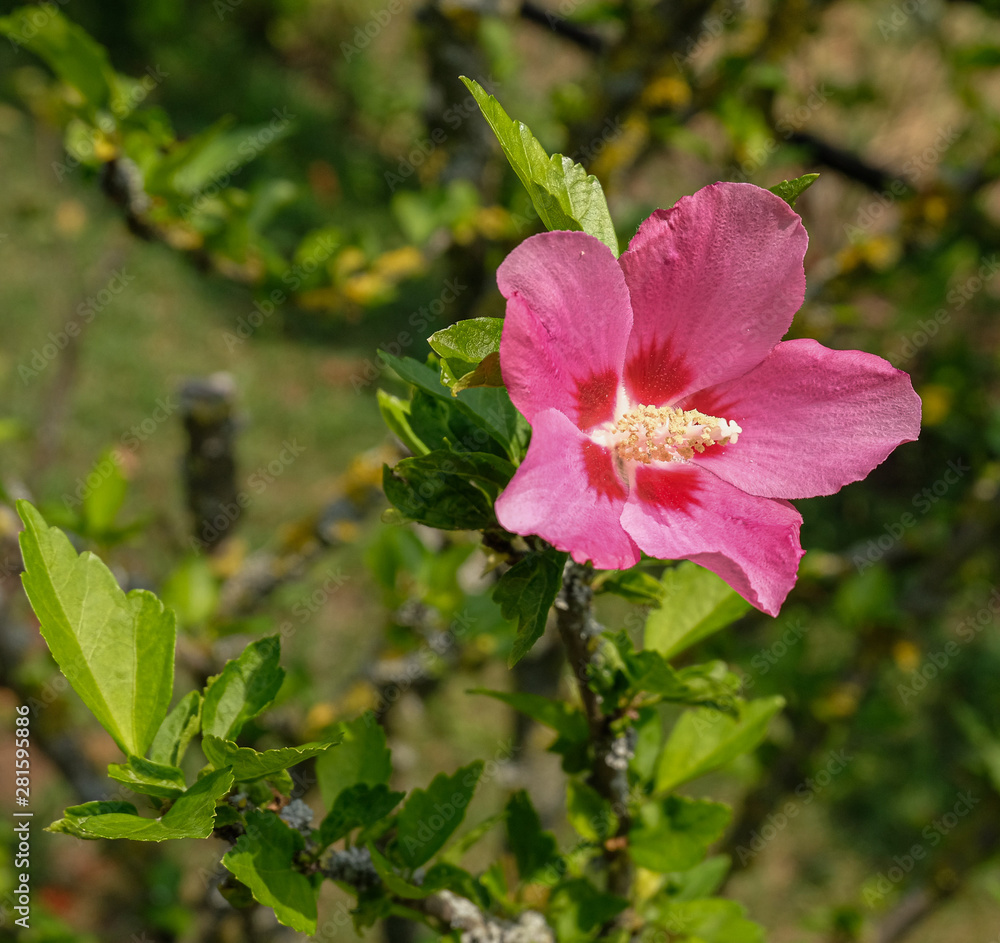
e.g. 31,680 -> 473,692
519,1 -> 607,53
875,888 -> 943,943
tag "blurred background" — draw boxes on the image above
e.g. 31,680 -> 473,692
1,0 -> 1000,940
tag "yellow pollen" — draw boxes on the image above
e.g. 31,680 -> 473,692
609,404 -> 741,464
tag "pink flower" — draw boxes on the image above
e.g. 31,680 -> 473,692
494,182 -> 921,615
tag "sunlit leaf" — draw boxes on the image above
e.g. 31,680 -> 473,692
644,563 -> 750,660
461,77 -> 618,255
49,768 -> 233,841
656,697 -> 784,792
201,635 -> 284,741
18,501 -> 175,757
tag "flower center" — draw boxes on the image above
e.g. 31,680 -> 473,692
601,404 -> 741,464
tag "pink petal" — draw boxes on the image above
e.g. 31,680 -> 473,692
619,182 -> 808,406
495,408 -> 640,569
620,463 -> 803,616
498,231 -> 633,431
685,339 -> 922,499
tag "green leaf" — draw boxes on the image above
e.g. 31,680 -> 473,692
143,117 -> 234,196
506,791 -> 560,882
380,352 -> 528,458
202,736 -> 340,781
663,855 -> 731,902
167,120 -> 292,196
479,862 -> 510,907
48,767 -> 233,841
18,501 -> 175,757
406,388 -> 509,459
429,318 -> 504,365
469,690 -> 589,742
268,767 -> 295,795
439,811 -> 507,865
631,705 -> 662,784
459,386 -> 531,459
656,697 -> 784,793
768,173 -> 819,208
593,567 -> 666,606
377,389 -> 429,456
566,780 -> 616,842
0,8 -> 117,111
428,318 -> 505,392
149,691 -> 201,768
201,635 -> 284,741
315,713 -> 392,809
644,562 -> 750,660
421,862 -> 487,904
214,804 -> 241,829
318,783 -> 405,847
427,318 -> 503,363
548,878 -> 627,943
395,761 -> 484,868
605,632 -> 741,711
461,77 -> 618,256
629,797 -> 731,872
107,755 -> 187,799
368,843 -> 430,899
649,899 -> 764,943
383,450 -> 514,531
370,854 -> 485,906
493,550 -> 567,667
223,810 -> 320,934
670,662 -> 743,711
48,800 -> 138,836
